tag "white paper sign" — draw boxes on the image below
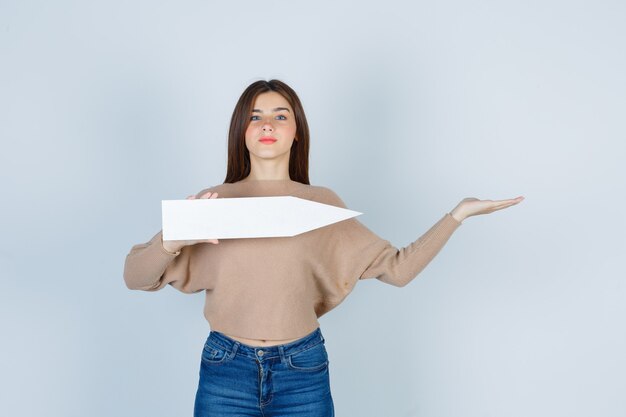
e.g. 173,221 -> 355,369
162,196 -> 362,240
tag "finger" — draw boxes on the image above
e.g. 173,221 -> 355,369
200,190 -> 215,199
494,201 -> 517,209
489,199 -> 521,209
503,198 -> 523,207
209,192 -> 218,199
186,195 -> 194,199
492,201 -> 520,211
491,198 -> 517,204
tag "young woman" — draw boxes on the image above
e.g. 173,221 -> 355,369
123,79 -> 524,416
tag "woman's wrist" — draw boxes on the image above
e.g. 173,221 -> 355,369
450,207 -> 466,223
161,238 -> 182,256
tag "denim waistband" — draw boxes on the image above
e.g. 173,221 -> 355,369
206,327 -> 325,361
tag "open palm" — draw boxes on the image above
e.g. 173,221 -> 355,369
451,196 -> 524,222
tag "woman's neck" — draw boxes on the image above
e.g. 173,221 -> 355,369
241,168 -> 291,182
243,158 -> 291,182
239,178 -> 294,184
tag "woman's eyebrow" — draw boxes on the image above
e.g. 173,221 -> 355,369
252,107 -> 291,113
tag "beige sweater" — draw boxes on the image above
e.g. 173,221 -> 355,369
123,179 -> 462,340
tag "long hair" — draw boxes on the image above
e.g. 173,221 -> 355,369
223,79 -> 310,185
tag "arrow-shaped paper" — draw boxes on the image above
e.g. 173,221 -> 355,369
162,196 -> 362,241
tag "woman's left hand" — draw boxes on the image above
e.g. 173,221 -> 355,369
450,196 -> 524,223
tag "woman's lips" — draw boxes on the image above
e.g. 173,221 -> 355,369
259,137 -> 277,144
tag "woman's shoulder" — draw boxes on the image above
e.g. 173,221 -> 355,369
307,184 -> 347,208
193,183 -> 229,197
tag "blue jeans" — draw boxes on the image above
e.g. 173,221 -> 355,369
194,327 -> 335,417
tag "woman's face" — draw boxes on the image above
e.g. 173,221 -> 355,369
244,91 -> 297,166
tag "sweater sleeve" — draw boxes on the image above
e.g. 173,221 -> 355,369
322,188 -> 462,288
357,212 -> 462,287
122,186 -> 219,293
122,231 -> 203,293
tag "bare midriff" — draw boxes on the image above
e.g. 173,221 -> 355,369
222,333 -> 303,347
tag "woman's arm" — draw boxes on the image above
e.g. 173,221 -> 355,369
123,231 -> 182,291
359,195 -> 525,287
122,190 -> 221,292
358,212 -> 461,287
319,188 -> 524,289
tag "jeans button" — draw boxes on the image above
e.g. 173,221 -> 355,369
258,350 -> 264,357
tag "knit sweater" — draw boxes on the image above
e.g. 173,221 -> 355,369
123,179 -> 462,340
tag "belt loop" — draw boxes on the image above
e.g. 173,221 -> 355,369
230,340 -> 240,357
278,345 -> 286,364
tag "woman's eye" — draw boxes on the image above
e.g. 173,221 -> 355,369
250,115 -> 261,121
276,115 -> 287,120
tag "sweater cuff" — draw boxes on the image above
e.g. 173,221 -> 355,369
446,212 -> 463,226
146,231 -> 181,258
159,234 -> 181,256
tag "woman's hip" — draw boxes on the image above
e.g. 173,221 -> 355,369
194,327 -> 334,416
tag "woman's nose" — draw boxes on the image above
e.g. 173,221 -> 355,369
262,121 -> 274,132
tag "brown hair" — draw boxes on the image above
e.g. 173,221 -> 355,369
223,79 -> 310,185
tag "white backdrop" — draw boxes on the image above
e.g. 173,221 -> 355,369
1,1 -> 625,416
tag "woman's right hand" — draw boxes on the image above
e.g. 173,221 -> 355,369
161,191 -> 220,254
